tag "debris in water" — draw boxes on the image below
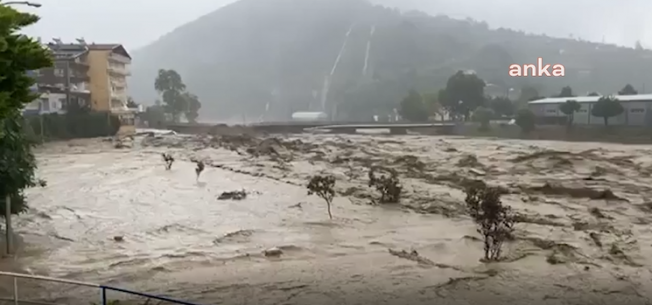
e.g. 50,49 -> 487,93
113,236 -> 124,242
218,190 -> 247,200
388,248 -> 435,266
264,247 -> 283,257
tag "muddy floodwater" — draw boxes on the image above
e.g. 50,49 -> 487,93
10,133 -> 652,304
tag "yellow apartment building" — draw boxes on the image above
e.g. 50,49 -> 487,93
86,43 -> 136,135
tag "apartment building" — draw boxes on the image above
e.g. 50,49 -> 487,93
24,42 -> 91,114
24,39 -> 136,134
85,43 -> 132,112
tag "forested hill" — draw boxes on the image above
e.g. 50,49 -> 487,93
129,0 -> 652,121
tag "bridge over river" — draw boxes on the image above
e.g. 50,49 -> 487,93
165,122 -> 457,135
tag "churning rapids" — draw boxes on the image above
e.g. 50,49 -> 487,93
7,131 -> 652,304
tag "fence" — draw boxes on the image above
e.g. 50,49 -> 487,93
0,271 -> 203,305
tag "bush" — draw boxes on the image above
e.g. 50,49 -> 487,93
515,108 -> 536,133
368,168 -> 402,203
24,111 -> 121,140
465,186 -> 515,261
307,175 -> 336,219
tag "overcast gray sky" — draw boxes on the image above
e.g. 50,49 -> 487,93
19,0 -> 651,54
20,0 -> 237,52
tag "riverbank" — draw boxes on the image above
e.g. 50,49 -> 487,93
6,133 -> 652,304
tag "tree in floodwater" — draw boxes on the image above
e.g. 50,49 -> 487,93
465,186 -> 515,261
307,175 -> 336,219
0,6 -> 52,218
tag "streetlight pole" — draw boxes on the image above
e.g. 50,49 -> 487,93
2,1 -> 41,7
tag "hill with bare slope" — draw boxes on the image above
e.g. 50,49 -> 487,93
129,0 -> 652,121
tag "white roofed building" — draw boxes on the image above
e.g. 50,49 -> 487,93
528,94 -> 652,126
291,111 -> 329,122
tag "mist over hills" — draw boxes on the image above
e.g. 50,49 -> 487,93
129,0 -> 652,121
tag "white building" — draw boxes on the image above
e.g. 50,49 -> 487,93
528,94 -> 652,126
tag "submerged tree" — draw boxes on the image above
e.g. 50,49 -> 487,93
368,168 -> 402,203
307,175 -> 336,219
0,6 -> 52,218
465,186 -> 515,261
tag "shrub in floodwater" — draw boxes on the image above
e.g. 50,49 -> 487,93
368,168 -> 402,203
465,186 -> 515,261
161,153 -> 174,170
307,175 -> 336,219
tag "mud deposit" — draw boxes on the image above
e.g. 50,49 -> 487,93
8,134 -> 652,304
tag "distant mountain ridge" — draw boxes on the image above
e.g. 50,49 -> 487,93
129,0 -> 652,121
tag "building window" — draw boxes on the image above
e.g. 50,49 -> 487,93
54,68 -> 64,77
630,108 -> 645,113
578,109 -> 588,113
40,98 -> 49,111
546,109 -> 557,113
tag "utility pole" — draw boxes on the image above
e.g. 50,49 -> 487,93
5,195 -> 12,256
62,59 -> 71,110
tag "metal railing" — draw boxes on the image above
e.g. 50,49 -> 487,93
0,271 -> 204,305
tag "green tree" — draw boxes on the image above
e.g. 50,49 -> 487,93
182,92 -> 201,123
422,92 -> 443,120
472,106 -> 493,130
515,108 -> 536,133
591,96 -> 623,126
398,89 -> 428,122
557,86 -> 574,98
618,84 -> 638,95
487,96 -> 514,117
0,6 -> 52,218
439,71 -> 486,120
517,86 -> 540,106
126,97 -> 138,108
154,69 -> 187,122
558,100 -> 581,129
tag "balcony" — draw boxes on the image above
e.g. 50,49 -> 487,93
107,64 -> 131,76
70,82 -> 90,94
109,52 -> 131,64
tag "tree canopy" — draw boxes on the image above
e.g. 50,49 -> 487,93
398,89 -> 428,122
618,84 -> 638,95
558,100 -> 581,128
439,71 -> 486,119
591,96 -> 623,126
0,6 -> 53,217
154,69 -> 202,123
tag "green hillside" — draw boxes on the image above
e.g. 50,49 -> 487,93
129,0 -> 652,120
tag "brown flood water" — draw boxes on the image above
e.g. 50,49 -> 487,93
6,132 -> 652,304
